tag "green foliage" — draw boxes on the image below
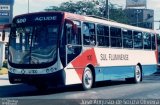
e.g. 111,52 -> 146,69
44,0 -> 129,24
109,8 -> 129,24
45,1 -> 100,15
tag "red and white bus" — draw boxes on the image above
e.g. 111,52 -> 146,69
7,12 -> 159,90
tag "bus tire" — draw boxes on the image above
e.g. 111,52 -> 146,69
134,64 -> 142,83
125,64 -> 142,83
82,67 -> 93,90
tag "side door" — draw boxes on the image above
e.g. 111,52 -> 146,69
65,19 -> 82,65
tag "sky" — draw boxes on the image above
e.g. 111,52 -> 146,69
13,0 -> 160,30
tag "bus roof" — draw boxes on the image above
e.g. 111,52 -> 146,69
13,11 -> 158,34
64,12 -> 157,34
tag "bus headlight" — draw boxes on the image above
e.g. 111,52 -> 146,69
9,67 -> 15,73
46,69 -> 50,73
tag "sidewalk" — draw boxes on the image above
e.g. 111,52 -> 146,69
0,74 -> 8,79
0,74 -> 11,86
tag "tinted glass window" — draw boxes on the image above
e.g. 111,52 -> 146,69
83,22 -> 96,46
9,25 -> 58,64
122,29 -> 133,48
97,24 -> 109,46
110,27 -> 122,47
133,31 -> 143,49
143,33 -> 151,49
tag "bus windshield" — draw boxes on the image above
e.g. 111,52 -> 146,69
9,24 -> 59,64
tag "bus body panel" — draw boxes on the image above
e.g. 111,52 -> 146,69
64,63 -> 82,85
64,47 -> 157,85
95,66 -> 134,81
8,69 -> 65,86
94,48 -> 157,67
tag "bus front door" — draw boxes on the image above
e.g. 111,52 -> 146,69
65,21 -> 82,65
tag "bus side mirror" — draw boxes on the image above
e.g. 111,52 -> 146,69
2,30 -> 5,41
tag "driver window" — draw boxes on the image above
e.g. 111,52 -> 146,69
66,23 -> 74,44
64,20 -> 82,63
83,22 -> 96,46
66,23 -> 80,45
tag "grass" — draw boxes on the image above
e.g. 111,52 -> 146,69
0,68 -> 8,75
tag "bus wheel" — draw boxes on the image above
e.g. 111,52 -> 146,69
134,64 -> 142,83
125,65 -> 142,83
82,67 -> 93,90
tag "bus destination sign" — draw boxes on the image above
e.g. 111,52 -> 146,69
34,16 -> 57,22
16,16 -> 57,24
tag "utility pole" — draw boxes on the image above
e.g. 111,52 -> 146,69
105,0 -> 109,19
136,10 -> 142,27
28,0 -> 30,13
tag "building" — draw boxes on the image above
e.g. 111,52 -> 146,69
124,9 -> 154,29
124,0 -> 154,29
0,0 -> 14,67
0,0 -> 14,23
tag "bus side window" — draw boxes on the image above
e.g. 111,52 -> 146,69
66,23 -> 74,44
110,27 -> 122,48
122,29 -> 133,48
97,24 -> 109,47
72,20 -> 81,45
83,22 -> 96,46
133,31 -> 143,49
65,20 -> 82,63
66,23 -> 80,45
143,33 -> 151,50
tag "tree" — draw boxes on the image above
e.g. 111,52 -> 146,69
45,0 -> 128,24
109,4 -> 129,24
45,1 -> 100,15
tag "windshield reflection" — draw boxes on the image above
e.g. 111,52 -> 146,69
9,25 -> 58,64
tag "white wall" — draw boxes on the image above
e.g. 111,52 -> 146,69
0,31 -> 9,67
0,42 -> 5,67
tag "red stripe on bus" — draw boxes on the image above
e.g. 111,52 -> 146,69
155,50 -> 158,64
71,48 -> 97,81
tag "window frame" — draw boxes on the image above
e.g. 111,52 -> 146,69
143,32 -> 152,50
133,31 -> 143,49
97,24 -> 110,47
122,28 -> 133,49
110,26 -> 122,48
82,22 -> 96,46
151,34 -> 156,50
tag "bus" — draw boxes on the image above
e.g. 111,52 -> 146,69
7,12 -> 159,90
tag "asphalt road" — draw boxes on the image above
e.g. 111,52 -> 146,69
1,74 -> 160,105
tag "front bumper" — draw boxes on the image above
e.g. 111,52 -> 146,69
8,69 -> 65,86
